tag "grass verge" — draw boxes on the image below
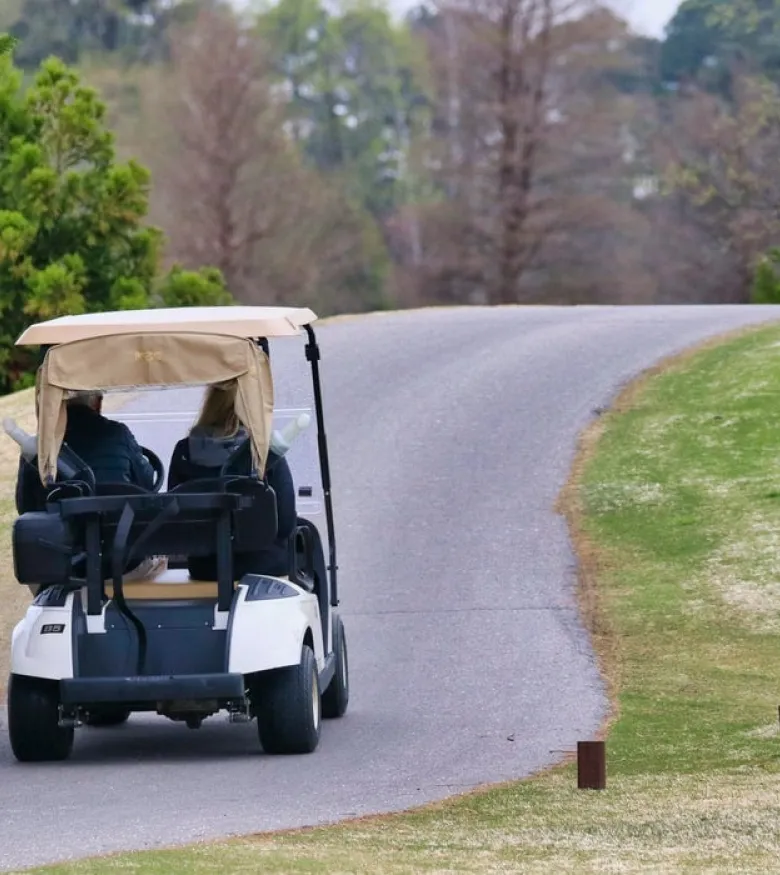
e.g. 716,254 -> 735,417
14,322 -> 780,873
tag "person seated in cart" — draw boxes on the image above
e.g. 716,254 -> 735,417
15,386 -> 155,514
168,380 -> 297,578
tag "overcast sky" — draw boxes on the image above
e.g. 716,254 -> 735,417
382,0 -> 682,36
610,0 -> 680,36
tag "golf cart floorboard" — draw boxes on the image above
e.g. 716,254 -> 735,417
59,672 -> 246,705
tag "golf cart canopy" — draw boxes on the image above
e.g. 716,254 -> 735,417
16,305 -> 316,345
15,306 -> 318,486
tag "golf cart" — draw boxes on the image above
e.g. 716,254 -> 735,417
6,306 -> 348,762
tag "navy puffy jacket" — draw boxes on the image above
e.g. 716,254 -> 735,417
15,404 -> 155,514
62,405 -> 155,488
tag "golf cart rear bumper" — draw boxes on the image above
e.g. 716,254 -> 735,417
60,673 -> 246,705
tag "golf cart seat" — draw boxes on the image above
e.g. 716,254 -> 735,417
102,567 -> 282,601
168,475 -> 291,579
13,475 -> 278,591
94,482 -> 151,497
15,445 -> 96,515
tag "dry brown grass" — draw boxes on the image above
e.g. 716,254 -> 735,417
32,768 -> 780,874
0,389 -> 132,696
0,387 -> 39,691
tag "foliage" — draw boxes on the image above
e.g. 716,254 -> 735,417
5,0 -> 202,68
0,52 -> 155,386
659,73 -> 780,299
149,5 -> 391,315
2,0 -> 777,328
259,0 -> 433,219
153,265 -> 233,307
750,247 -> 780,303
661,0 -> 780,91
0,37 -> 230,392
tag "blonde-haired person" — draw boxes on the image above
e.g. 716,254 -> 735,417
167,383 -> 247,489
167,381 -> 297,579
191,381 -> 242,437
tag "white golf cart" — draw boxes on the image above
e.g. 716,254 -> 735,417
6,306 -> 348,761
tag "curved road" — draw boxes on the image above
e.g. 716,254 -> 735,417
1,305 -> 779,871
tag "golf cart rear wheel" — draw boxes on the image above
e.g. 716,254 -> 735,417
255,644 -> 321,754
83,707 -> 131,727
7,673 -> 74,762
322,614 -> 349,719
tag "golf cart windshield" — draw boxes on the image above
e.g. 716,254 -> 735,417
103,384 -> 323,517
95,330 -> 324,516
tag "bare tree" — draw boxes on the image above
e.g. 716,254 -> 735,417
152,7 -> 305,298
417,1 -> 640,304
141,6 -> 388,313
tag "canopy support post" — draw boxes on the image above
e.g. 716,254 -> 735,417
304,325 -> 338,608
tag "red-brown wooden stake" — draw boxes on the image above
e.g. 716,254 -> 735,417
577,740 -> 606,790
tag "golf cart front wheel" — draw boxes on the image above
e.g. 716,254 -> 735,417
7,673 -> 74,762
254,644 -> 321,754
322,614 -> 349,719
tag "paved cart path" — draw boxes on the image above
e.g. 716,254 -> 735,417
1,305 -> 778,872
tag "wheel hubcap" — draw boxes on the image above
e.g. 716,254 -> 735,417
340,639 -> 347,687
312,675 -> 320,729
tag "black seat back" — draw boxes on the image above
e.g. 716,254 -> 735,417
170,476 -> 278,553
94,482 -> 150,497
12,478 -> 278,602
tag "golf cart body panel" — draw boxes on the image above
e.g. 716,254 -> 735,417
11,593 -> 77,680
6,305 -> 347,760
229,581 -> 325,674
11,578 -> 324,678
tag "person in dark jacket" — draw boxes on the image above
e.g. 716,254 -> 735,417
167,382 -> 296,580
64,391 -> 155,487
15,391 -> 155,514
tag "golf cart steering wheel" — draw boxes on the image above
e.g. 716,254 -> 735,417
141,446 -> 165,492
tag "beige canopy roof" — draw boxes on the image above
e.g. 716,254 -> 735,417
35,331 -> 274,486
16,305 -> 316,346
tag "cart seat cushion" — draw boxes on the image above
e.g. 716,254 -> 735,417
102,567 -> 289,601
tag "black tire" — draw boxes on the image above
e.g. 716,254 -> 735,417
83,708 -> 131,727
322,614 -> 349,719
7,674 -> 74,762
254,644 -> 321,754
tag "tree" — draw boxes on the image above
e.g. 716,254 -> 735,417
152,6 -> 391,312
154,264 -> 233,306
660,0 -> 780,92
0,49 -> 157,387
6,0 -> 205,69
660,73 -> 780,301
259,0 -> 433,219
0,36 -> 231,391
751,247 -> 780,303
413,1 -> 636,304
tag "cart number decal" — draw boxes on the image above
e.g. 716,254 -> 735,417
41,624 -> 65,634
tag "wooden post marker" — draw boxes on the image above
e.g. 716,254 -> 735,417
577,740 -> 606,790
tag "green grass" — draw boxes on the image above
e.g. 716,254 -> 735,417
18,322 -> 780,874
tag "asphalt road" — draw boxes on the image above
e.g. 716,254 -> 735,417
1,305 -> 779,872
